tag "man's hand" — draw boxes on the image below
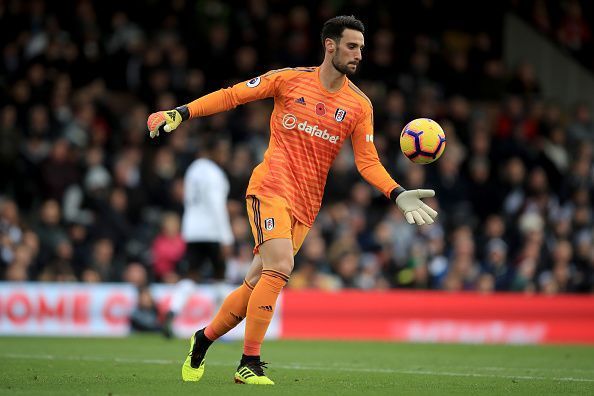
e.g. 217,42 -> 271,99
147,109 -> 183,138
395,189 -> 438,225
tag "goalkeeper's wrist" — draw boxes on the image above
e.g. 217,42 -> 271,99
175,105 -> 190,121
390,186 -> 406,202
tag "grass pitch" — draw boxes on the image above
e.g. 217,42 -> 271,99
1,336 -> 593,395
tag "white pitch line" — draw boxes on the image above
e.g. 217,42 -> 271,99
286,360 -> 594,374
2,353 -> 593,383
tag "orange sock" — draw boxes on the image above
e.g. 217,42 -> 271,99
243,270 -> 289,356
204,280 -> 254,341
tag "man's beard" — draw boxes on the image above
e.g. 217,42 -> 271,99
331,53 -> 358,76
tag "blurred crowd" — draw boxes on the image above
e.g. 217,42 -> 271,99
516,0 -> 594,69
1,0 -> 593,294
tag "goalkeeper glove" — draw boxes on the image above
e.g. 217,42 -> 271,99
147,105 -> 189,138
392,187 -> 438,225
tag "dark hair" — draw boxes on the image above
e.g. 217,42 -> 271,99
320,15 -> 365,46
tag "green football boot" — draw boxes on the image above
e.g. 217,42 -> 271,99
234,357 -> 275,385
181,329 -> 208,382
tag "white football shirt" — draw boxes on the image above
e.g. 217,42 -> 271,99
181,158 -> 234,245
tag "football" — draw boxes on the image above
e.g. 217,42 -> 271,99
400,118 -> 446,164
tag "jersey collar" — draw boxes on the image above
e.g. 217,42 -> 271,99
315,67 -> 349,96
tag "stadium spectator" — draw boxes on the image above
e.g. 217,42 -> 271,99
151,212 -> 185,282
130,286 -> 162,333
517,0 -> 594,68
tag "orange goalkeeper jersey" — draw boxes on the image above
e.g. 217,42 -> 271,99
187,67 -> 399,227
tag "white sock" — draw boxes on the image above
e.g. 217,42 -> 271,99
212,280 -> 228,307
169,279 -> 195,315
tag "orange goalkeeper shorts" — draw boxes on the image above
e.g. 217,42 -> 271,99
246,195 -> 310,255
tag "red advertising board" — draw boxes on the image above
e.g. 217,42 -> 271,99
2,283 -> 593,344
0,283 -> 136,336
281,290 -> 594,344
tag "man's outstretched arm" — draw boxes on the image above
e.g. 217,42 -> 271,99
147,72 -> 284,138
351,106 -> 438,225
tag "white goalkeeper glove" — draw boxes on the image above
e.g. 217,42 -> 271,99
393,187 -> 438,225
147,105 -> 189,138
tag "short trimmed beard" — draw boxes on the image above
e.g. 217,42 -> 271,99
331,48 -> 358,76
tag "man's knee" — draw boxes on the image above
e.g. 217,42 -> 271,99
244,254 -> 263,286
259,239 -> 294,276
246,272 -> 261,286
266,255 -> 294,275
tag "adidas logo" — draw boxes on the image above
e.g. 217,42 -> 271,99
166,110 -> 177,120
258,305 -> 273,312
230,312 -> 244,321
295,97 -> 306,105
238,367 -> 256,379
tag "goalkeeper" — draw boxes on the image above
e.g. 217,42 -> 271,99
147,15 -> 438,385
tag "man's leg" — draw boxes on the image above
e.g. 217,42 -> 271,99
163,278 -> 195,338
204,255 -> 263,340
232,195 -> 304,385
164,243 -> 206,338
234,238 -> 293,385
186,242 -> 207,283
209,242 -> 227,281
181,255 -> 263,382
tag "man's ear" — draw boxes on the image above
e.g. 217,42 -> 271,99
325,38 -> 336,53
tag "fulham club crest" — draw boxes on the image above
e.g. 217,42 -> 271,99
264,218 -> 275,231
334,108 -> 347,122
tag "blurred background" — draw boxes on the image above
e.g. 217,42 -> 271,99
1,0 -> 593,301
